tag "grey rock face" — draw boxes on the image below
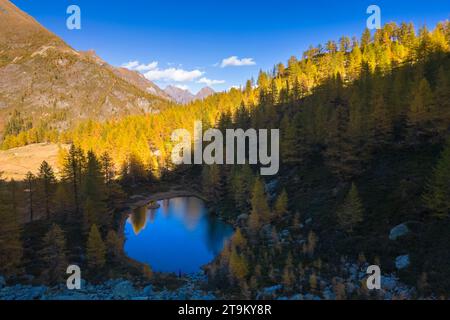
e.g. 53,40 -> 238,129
389,223 -> 410,240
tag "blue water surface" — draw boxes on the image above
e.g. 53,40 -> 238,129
124,197 -> 234,274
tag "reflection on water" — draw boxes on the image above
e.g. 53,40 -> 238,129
124,197 -> 234,274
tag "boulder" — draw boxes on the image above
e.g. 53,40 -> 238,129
142,284 -> 154,296
389,224 -> 410,240
381,275 -> 398,290
395,255 -> 410,270
113,281 -> 136,299
256,285 -> 283,299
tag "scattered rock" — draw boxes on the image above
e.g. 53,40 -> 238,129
256,285 -> 282,299
395,255 -> 410,270
381,276 -> 398,291
389,223 -> 410,240
113,281 -> 136,299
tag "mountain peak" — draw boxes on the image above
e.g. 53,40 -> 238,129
164,86 -> 216,104
164,86 -> 195,104
195,87 -> 215,100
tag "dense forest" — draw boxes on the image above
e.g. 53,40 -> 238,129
1,20 -> 450,298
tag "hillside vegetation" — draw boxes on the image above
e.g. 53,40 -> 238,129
1,18 -> 450,298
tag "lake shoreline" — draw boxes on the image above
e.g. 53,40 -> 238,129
116,188 -> 226,283
124,189 -> 207,212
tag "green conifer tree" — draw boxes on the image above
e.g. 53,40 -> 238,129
40,224 -> 68,284
424,140 -> 450,219
337,183 -> 364,233
86,224 -> 106,270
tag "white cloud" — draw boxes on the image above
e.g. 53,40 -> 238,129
220,56 -> 256,68
197,77 -> 226,86
144,68 -> 204,82
122,60 -> 140,69
122,60 -> 158,72
135,62 -> 158,72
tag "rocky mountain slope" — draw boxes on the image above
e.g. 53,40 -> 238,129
0,0 -> 169,135
195,87 -> 215,100
164,85 -> 215,104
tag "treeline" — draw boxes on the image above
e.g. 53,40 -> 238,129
0,146 -> 153,284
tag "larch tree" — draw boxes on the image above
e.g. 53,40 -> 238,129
408,78 -> 434,135
106,230 -> 122,261
40,224 -> 68,284
274,189 -> 288,219
229,248 -> 249,282
424,140 -> 450,219
249,178 -> 270,232
337,183 -> 364,233
86,224 -> 106,270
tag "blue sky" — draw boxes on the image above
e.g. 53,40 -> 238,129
10,0 -> 450,93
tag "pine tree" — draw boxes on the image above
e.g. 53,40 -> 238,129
408,78 -> 434,135
231,165 -> 253,213
424,140 -> 450,219
337,183 -> 364,233
370,72 -> 392,146
202,164 -> 225,203
25,171 -> 36,221
106,230 -> 122,261
280,115 -> 299,164
434,67 -> 450,131
40,224 -> 68,284
61,145 -> 85,215
86,224 -> 106,269
0,176 -> 23,277
37,161 -> 57,218
83,151 -> 109,232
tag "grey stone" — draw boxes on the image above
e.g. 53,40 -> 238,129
113,281 -> 136,299
142,284 -> 154,296
389,224 -> 410,240
395,255 -> 410,270
381,276 -> 398,291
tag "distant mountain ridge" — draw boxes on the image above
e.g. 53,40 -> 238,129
164,85 -> 215,104
0,0 -> 170,135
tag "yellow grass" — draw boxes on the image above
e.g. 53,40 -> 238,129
0,143 -> 69,181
